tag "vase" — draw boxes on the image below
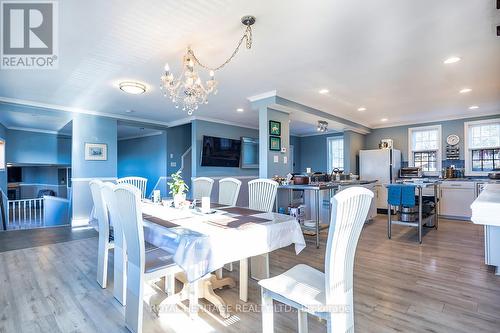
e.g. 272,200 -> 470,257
173,193 -> 186,208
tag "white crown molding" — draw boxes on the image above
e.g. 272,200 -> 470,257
167,116 -> 194,128
7,126 -> 59,135
118,131 -> 164,141
247,90 -> 277,102
0,96 -> 171,127
370,110 -> 500,129
295,131 -> 343,138
192,116 -> 259,130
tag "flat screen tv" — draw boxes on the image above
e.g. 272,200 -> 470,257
201,135 -> 241,167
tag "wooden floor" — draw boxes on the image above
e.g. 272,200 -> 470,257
1,217 -> 500,332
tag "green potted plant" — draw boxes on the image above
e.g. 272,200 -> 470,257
168,171 -> 188,208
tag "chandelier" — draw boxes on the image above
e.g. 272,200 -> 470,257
317,120 -> 328,132
160,16 -> 256,115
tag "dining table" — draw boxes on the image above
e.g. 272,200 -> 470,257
140,199 -> 306,317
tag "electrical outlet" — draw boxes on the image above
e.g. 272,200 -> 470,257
170,162 -> 177,167
274,155 -> 279,163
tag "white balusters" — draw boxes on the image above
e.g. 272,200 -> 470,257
7,198 -> 44,229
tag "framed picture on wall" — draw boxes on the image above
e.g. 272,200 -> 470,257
269,136 -> 281,151
269,120 -> 281,136
85,143 -> 108,161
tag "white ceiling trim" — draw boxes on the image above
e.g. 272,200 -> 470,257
7,126 -> 60,135
247,90 -> 277,102
118,131 -> 164,141
295,131 -> 343,138
0,96 -> 171,127
192,116 -> 259,131
370,109 -> 500,129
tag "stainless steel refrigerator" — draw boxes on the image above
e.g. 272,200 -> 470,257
359,148 -> 401,210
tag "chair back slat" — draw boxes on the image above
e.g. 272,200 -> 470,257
117,177 -> 148,199
192,177 -> 214,200
325,186 -> 373,332
248,179 -> 278,213
218,178 -> 242,206
89,180 -> 109,239
101,182 -> 124,250
114,184 -> 145,270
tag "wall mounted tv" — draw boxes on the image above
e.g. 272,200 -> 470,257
200,135 -> 241,167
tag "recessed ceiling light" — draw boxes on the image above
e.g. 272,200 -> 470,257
319,89 -> 329,94
469,105 -> 479,110
119,81 -> 147,95
125,109 -> 135,113
459,88 -> 472,94
443,56 -> 461,64
380,118 -> 388,122
236,108 -> 244,112
357,107 -> 367,112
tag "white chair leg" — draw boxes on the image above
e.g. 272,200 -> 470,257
298,310 -> 308,333
165,273 -> 175,296
125,263 -> 143,333
113,246 -> 127,305
261,288 -> 274,333
250,253 -> 269,280
97,239 -> 108,288
239,258 -> 248,302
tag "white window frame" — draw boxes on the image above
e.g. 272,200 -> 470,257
408,125 -> 442,176
464,118 -> 500,176
327,136 -> 344,174
0,139 -> 5,171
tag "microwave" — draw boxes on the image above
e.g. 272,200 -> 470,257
399,167 -> 423,178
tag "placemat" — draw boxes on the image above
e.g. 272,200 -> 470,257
143,214 -> 180,229
206,215 -> 271,229
219,207 -> 263,216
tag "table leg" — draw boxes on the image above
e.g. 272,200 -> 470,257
239,258 -> 248,302
387,203 -> 392,239
418,188 -> 423,244
315,190 -> 320,248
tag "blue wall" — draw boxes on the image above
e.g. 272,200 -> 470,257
167,123 -> 192,176
290,135 -> 301,173
22,166 -> 60,184
191,120 -> 259,177
6,130 -> 71,165
296,132 -> 343,173
118,132 -> 167,196
364,115 -> 500,165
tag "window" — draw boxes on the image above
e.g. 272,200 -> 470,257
0,139 -> 4,171
408,125 -> 442,175
327,136 -> 344,173
465,119 -> 500,175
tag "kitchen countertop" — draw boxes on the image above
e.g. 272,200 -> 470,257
471,184 -> 500,226
401,177 -> 500,183
278,180 -> 377,190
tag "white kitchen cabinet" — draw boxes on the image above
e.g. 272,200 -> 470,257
439,181 -> 475,220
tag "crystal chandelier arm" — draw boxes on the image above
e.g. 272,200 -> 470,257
188,25 -> 252,72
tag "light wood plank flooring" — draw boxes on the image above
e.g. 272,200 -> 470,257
1,217 -> 500,333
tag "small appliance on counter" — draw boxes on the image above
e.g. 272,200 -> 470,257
399,167 -> 422,178
292,174 -> 309,185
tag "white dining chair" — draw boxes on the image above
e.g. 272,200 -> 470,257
192,177 -> 214,200
117,176 -> 148,199
218,177 -> 242,207
101,182 -> 127,305
248,178 -> 278,213
89,179 -> 114,289
258,187 -> 374,333
114,183 -> 182,333
240,179 -> 279,299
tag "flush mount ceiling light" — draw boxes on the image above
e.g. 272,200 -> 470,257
443,56 -> 461,64
469,105 -> 479,110
161,15 -> 256,115
357,107 -> 367,112
317,120 -> 328,132
236,108 -> 244,112
119,81 -> 147,95
459,88 -> 472,94
380,118 -> 388,122
319,89 -> 329,94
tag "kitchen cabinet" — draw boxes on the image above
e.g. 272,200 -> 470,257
439,181 -> 476,220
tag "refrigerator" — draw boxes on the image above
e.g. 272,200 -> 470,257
359,149 -> 401,210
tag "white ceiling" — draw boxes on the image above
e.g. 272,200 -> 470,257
0,0 -> 499,135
